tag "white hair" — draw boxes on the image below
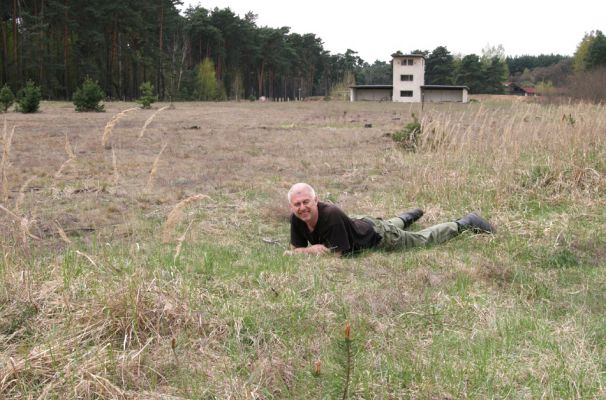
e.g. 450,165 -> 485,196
287,183 -> 316,203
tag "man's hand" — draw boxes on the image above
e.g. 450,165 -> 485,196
306,244 -> 332,254
283,244 -> 336,256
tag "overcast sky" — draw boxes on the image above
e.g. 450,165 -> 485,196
179,0 -> 605,63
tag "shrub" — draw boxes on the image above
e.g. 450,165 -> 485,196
564,67 -> 606,103
16,80 -> 42,113
392,113 -> 422,151
0,84 -> 15,112
72,78 -> 105,112
137,81 -> 157,109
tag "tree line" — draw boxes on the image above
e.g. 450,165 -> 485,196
1,0 -> 361,101
1,1 -> 605,101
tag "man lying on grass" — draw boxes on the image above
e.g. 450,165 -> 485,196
284,182 -> 495,256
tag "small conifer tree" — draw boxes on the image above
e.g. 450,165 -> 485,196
137,81 -> 157,109
73,78 -> 105,112
0,84 -> 15,112
16,80 -> 42,113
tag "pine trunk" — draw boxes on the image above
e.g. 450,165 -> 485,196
12,0 -> 19,83
157,0 -> 164,100
257,63 -> 264,97
63,0 -> 69,99
1,15 -> 8,83
39,0 -> 45,85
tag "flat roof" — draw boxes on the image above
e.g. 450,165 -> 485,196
422,85 -> 469,90
391,53 -> 426,59
350,85 -> 393,89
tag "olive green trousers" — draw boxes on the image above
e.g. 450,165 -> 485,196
361,216 -> 460,251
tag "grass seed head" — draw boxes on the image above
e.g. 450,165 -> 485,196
162,194 -> 210,243
101,107 -> 137,149
139,105 -> 169,138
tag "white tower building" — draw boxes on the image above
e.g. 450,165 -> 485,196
391,54 -> 425,103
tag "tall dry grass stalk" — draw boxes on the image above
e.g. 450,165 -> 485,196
173,219 -> 194,262
0,204 -> 40,245
54,220 -> 72,244
64,131 -> 76,158
75,250 -> 98,268
54,158 -> 73,178
162,194 -> 209,243
55,132 -> 77,178
19,216 -> 40,244
145,142 -> 168,191
112,148 -> 119,184
15,176 -> 36,213
101,107 -> 138,149
139,105 -> 170,138
0,203 -> 20,221
1,119 -> 16,203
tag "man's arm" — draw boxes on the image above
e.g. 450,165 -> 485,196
284,244 -> 341,256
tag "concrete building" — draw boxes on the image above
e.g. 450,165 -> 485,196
350,53 -> 468,103
392,54 -> 425,102
422,85 -> 469,103
348,85 -> 392,102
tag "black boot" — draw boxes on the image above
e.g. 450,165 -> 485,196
456,213 -> 496,234
399,208 -> 424,228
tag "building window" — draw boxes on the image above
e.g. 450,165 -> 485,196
400,74 -> 413,81
401,59 -> 414,66
400,90 -> 413,97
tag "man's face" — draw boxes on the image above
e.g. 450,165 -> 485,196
289,190 -> 318,223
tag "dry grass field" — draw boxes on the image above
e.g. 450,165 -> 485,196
1,97 -> 605,398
